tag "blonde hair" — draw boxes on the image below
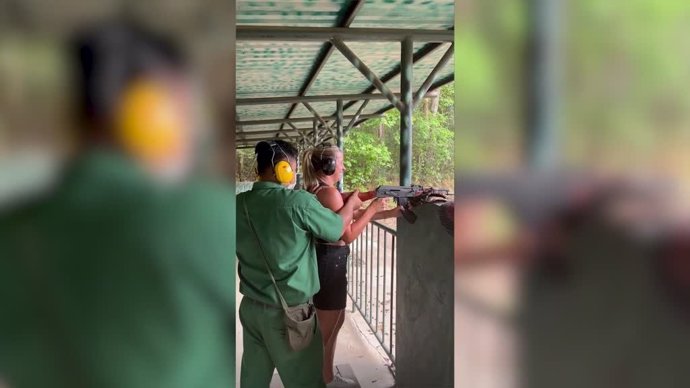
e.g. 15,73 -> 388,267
301,145 -> 341,191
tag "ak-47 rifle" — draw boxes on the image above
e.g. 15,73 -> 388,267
375,185 -> 449,223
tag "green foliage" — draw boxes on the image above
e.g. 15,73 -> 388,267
410,109 -> 454,186
455,30 -> 497,112
455,0 -> 690,174
236,149 -> 256,182
565,0 -> 690,164
345,82 -> 455,189
342,131 -> 393,191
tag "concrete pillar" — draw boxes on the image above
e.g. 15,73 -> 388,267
396,203 -> 454,387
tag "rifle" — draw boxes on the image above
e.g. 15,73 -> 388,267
375,185 -> 449,223
340,190 -> 377,202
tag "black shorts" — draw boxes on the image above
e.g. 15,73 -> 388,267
313,244 -> 350,310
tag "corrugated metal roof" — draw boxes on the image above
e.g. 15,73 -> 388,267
350,0 -> 454,29
236,0 -> 455,144
237,0 -> 347,27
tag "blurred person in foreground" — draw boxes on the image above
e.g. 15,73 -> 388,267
0,21 -> 235,388
236,140 -> 361,388
521,180 -> 690,388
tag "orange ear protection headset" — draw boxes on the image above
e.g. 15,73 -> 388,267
114,79 -> 184,163
262,141 -> 294,185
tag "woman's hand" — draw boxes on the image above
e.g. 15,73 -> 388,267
367,197 -> 386,213
367,202 -> 404,221
344,189 -> 363,210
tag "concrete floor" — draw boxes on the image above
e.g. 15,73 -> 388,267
235,291 -> 395,388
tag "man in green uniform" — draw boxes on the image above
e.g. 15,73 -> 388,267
0,22 -> 235,388
236,140 -> 361,388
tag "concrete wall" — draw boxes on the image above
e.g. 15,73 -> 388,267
396,203 -> 454,388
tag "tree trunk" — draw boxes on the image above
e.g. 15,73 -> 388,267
428,89 -> 440,114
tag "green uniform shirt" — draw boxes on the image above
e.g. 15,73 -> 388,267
0,151 -> 235,388
236,181 -> 342,307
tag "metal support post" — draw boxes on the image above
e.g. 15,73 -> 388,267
336,99 -> 344,191
400,37 -> 413,186
525,0 -> 562,169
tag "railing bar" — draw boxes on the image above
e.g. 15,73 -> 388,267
350,232 -> 359,312
349,238 -> 354,313
369,223 -> 374,321
368,224 -> 374,322
376,228 -> 386,338
356,229 -> 360,315
390,234 -> 396,360
360,225 -> 369,320
362,224 -> 366,319
349,240 -> 353,304
372,220 -> 396,235
344,222 -> 398,367
359,225 -> 364,313
360,225 -> 365,313
382,230 -> 388,353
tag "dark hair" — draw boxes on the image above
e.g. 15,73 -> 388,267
68,19 -> 187,132
255,140 -> 298,174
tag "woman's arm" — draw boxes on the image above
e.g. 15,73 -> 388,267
341,199 -> 385,243
348,189 -> 380,220
318,188 -> 361,234
353,208 -> 367,220
317,188 -> 384,243
370,206 -> 403,221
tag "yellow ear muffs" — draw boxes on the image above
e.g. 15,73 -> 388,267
274,160 -> 294,184
115,80 -> 184,163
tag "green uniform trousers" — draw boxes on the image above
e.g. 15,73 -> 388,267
239,297 -> 325,388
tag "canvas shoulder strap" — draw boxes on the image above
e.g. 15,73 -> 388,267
241,196 -> 290,312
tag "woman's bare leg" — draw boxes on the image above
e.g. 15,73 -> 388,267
317,308 -> 342,383
323,309 -> 346,382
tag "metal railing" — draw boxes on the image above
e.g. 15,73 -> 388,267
348,220 -> 397,365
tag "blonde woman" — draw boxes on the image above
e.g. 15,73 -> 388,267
302,145 -> 401,387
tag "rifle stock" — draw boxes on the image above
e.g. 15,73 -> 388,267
341,190 -> 376,202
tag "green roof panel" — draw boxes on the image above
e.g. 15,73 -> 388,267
236,0 -> 454,141
237,0 -> 347,27
236,41 -> 322,99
